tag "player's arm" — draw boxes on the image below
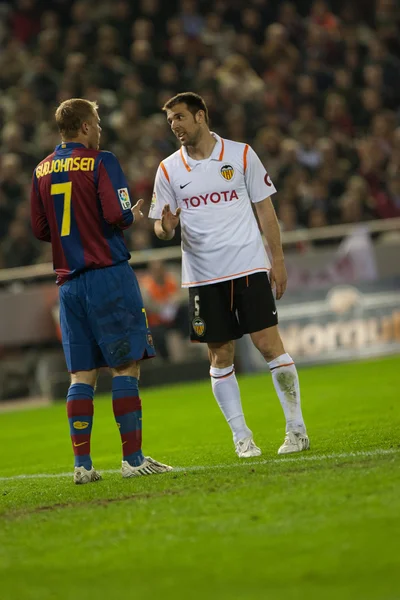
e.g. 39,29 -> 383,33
30,172 -> 51,242
255,198 -> 284,263
150,163 -> 180,241
255,198 -> 287,299
244,145 -> 287,300
96,151 -> 136,229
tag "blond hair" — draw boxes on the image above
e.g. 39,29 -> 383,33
55,98 -> 98,139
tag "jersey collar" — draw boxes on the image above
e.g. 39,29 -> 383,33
179,132 -> 225,172
55,142 -> 86,151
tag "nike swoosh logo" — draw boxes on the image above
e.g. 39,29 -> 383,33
272,310 -> 277,315
180,182 -> 191,189
73,441 -> 88,447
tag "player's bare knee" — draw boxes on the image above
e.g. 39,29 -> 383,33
70,369 -> 98,387
208,341 -> 234,368
111,361 -> 140,379
259,345 -> 282,362
251,327 -> 285,362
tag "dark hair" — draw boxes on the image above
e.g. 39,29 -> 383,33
162,92 -> 209,125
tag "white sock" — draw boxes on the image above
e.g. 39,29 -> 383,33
268,353 -> 306,435
210,365 -> 252,444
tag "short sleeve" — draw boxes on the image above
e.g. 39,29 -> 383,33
148,162 -> 177,219
244,145 -> 277,204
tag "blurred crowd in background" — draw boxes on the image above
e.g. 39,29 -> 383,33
1,0 -> 400,270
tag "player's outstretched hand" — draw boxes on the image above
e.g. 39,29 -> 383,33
132,198 -> 145,223
270,258 -> 287,300
161,204 -> 181,234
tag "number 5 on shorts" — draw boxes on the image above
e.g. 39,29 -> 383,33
194,295 -> 200,317
51,181 -> 72,237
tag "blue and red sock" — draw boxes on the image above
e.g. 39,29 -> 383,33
112,376 -> 144,467
66,383 -> 94,470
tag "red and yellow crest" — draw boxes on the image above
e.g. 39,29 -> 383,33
220,164 -> 235,181
192,317 -> 206,337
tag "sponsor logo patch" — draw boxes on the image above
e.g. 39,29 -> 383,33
192,317 -> 206,337
182,190 -> 239,208
264,172 -> 272,187
73,421 -> 89,430
150,191 -> 156,209
147,333 -> 154,346
118,187 -> 131,209
220,164 -> 235,181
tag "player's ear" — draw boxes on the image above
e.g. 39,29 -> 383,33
196,110 -> 204,123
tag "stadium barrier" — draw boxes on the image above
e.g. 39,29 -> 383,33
236,277 -> 400,371
0,218 -> 399,400
0,217 -> 399,283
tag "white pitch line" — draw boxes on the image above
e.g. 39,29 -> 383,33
0,448 -> 399,482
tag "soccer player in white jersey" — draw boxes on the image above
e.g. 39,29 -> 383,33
149,92 -> 309,457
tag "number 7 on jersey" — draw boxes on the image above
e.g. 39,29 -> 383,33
51,181 -> 72,237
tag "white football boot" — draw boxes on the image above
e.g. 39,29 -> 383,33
235,437 -> 262,458
73,466 -> 102,484
278,431 -> 310,455
121,457 -> 173,478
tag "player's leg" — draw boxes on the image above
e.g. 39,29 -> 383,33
86,262 -> 172,477
208,340 -> 261,458
59,279 -> 106,484
250,325 -> 309,453
68,369 -> 102,484
189,281 -> 260,458
110,360 -> 172,477
238,273 -> 309,454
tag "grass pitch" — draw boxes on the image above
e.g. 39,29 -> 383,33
0,357 -> 399,600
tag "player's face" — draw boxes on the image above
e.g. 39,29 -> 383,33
87,112 -> 102,150
166,103 -> 202,147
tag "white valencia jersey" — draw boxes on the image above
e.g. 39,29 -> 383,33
149,133 -> 277,288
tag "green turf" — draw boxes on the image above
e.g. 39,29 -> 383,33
1,357 -> 399,600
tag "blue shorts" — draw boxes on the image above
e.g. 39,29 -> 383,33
59,261 -> 155,372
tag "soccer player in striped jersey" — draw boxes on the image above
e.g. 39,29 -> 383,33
31,98 -> 172,483
150,92 -> 309,458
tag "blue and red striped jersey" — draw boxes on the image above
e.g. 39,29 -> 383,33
30,142 -> 134,285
